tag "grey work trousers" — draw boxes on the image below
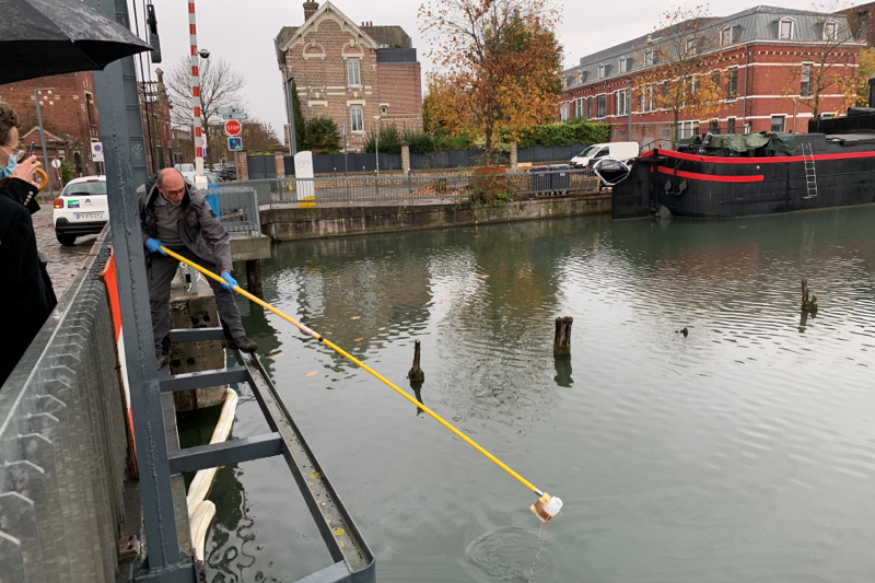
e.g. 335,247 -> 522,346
147,245 -> 245,356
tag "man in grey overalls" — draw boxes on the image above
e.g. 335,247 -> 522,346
139,168 -> 257,368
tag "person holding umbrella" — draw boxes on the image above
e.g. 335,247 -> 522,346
0,103 -> 58,386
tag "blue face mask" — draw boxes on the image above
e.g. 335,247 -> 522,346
0,148 -> 16,180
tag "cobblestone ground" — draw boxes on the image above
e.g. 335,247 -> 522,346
32,208 -> 100,298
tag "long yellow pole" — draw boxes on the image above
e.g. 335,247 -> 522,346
161,246 -> 544,496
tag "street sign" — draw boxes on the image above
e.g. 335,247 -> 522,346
217,106 -> 246,115
224,119 -> 242,137
51,159 -> 62,169
221,113 -> 248,120
227,137 -> 243,151
91,141 -> 104,162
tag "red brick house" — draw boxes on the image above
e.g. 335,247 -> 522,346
0,72 -> 102,187
559,6 -> 864,144
275,1 -> 423,151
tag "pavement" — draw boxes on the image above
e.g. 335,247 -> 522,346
32,207 -> 100,298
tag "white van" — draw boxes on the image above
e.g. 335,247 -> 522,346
570,142 -> 639,168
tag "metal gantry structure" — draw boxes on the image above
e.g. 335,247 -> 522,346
81,0 -> 374,580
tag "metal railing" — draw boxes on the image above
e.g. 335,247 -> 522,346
234,169 -> 602,208
0,227 -> 131,583
211,185 -> 261,234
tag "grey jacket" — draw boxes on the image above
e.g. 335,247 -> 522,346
137,174 -> 232,273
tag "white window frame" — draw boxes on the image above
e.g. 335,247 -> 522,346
643,84 -> 654,112
727,116 -> 737,134
779,19 -> 794,40
770,114 -> 787,133
350,105 -> 364,132
347,59 -> 362,87
644,49 -> 654,67
619,58 -> 629,74
597,64 -> 606,79
615,90 -> 627,116
824,21 -> 838,41
685,37 -> 698,56
720,27 -> 735,47
596,94 -> 607,118
801,62 -> 812,97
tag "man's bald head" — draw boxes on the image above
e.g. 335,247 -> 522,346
157,168 -> 186,206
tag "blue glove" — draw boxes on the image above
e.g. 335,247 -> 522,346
221,272 -> 238,292
145,238 -> 166,255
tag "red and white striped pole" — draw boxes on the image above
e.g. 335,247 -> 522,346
188,0 -> 206,184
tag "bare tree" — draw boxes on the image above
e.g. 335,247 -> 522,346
166,56 -> 246,164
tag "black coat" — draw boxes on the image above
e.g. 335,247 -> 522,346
0,178 -> 58,387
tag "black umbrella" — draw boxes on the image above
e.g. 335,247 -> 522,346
0,0 -> 152,85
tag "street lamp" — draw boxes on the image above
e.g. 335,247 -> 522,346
373,115 -> 381,176
33,87 -> 54,198
285,75 -> 298,156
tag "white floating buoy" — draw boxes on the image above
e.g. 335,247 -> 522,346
530,493 -> 563,522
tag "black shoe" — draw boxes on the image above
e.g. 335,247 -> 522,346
227,335 -> 258,353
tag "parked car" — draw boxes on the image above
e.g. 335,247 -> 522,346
218,162 -> 237,181
570,142 -> 639,168
53,176 -> 108,246
174,162 -> 196,182
211,163 -> 224,173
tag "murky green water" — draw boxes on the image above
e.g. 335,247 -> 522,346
181,207 -> 875,583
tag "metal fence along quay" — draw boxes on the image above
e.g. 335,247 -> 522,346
220,168 -> 602,209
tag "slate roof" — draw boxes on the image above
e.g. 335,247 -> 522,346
274,21 -> 411,58
563,5 -> 859,90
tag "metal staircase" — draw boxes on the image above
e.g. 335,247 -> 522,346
802,142 -> 818,199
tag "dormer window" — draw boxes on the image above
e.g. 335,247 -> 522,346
721,26 -> 736,46
619,58 -> 630,73
824,21 -> 838,40
644,49 -> 654,67
685,37 -> 697,56
598,64 -> 606,79
779,19 -> 794,39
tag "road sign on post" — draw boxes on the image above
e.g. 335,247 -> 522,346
228,137 -> 243,151
222,113 -> 248,120
218,106 -> 245,116
224,119 -> 242,137
91,141 -> 104,162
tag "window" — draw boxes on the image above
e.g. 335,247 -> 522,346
643,85 -> 654,112
596,94 -> 606,118
85,93 -> 97,127
619,58 -> 630,73
615,90 -> 627,116
597,65 -> 606,79
779,19 -> 794,40
350,106 -> 364,132
347,59 -> 361,86
574,98 -> 583,118
824,21 -> 837,41
721,27 -> 735,46
771,114 -> 786,133
381,105 -> 388,115
710,119 -> 720,134
727,67 -> 738,100
727,117 -> 736,134
663,80 -> 671,104
587,97 -> 592,118
644,49 -> 654,67
678,120 -> 700,140
821,112 -> 835,119
857,11 -> 869,41
801,63 -> 812,97
686,37 -> 697,56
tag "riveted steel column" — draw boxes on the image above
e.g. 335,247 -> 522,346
84,0 -> 181,572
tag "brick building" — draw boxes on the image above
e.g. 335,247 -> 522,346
275,1 -> 423,152
559,5 -> 864,143
0,72 -> 102,187
139,68 -> 176,172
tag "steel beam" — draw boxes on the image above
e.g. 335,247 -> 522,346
167,328 -> 225,342
159,368 -> 248,393
85,0 -> 182,572
168,433 -> 284,473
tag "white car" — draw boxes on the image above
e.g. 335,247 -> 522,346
570,142 -> 640,169
53,175 -> 108,246
175,163 -> 196,183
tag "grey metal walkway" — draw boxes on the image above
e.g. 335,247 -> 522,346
162,327 -> 375,583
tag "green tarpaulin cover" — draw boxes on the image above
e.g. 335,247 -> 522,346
678,131 -> 796,155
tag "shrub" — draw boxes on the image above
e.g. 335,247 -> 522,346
514,120 -> 610,148
362,125 -> 402,154
303,117 -> 342,154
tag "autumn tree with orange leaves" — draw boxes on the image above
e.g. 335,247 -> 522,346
419,0 -> 563,154
633,5 -> 729,144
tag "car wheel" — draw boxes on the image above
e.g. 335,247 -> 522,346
57,234 -> 77,246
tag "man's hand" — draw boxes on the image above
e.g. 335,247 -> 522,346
145,238 -> 167,255
221,271 -> 238,292
11,155 -> 42,187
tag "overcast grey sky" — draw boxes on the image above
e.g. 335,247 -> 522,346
142,0 -> 824,136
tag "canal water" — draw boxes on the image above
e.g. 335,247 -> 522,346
180,206 -> 875,583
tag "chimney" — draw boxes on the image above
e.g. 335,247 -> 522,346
303,1 -> 319,22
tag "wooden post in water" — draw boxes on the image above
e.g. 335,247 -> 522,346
247,259 -> 263,293
554,317 -> 573,355
408,340 -> 425,382
801,280 -> 818,312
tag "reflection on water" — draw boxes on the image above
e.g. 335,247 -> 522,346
183,206 -> 875,583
